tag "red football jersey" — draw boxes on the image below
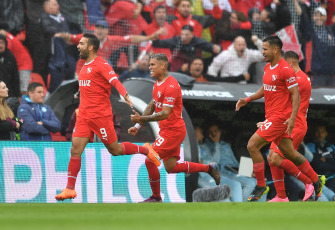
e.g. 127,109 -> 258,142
295,70 -> 311,128
78,56 -> 119,118
152,76 -> 185,131
263,59 -> 298,121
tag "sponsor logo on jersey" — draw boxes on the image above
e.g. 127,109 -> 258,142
166,97 -> 175,103
272,75 -> 277,81
79,80 -> 91,86
169,85 -> 174,88
109,71 -> 115,75
264,84 -> 276,91
87,67 -> 92,73
157,91 -> 161,98
287,77 -> 296,83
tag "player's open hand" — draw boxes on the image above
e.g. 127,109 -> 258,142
284,118 -> 295,135
131,110 -> 141,123
235,98 -> 248,111
128,126 -> 139,136
123,93 -> 133,109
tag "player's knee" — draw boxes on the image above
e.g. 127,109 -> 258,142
247,140 -> 256,153
70,146 -> 82,157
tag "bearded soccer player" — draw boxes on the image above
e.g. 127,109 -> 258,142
128,53 -> 221,202
55,33 -> 158,201
264,51 -> 326,202
236,36 -> 325,202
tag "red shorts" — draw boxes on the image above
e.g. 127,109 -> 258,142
73,115 -> 117,145
270,126 -> 307,158
256,118 -> 292,146
152,127 -> 186,162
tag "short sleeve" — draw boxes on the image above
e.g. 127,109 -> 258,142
162,84 -> 178,108
282,67 -> 298,89
100,61 -> 119,83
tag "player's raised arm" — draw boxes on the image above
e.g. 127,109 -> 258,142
285,85 -> 300,135
235,86 -> 264,111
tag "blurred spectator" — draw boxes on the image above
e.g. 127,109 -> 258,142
85,0 -> 104,28
202,0 -> 232,15
271,0 -> 292,31
302,6 -> 335,86
17,82 -> 61,141
207,35 -> 263,83
250,7 -> 276,39
0,81 -> 21,140
182,56 -> 208,82
214,10 -> 253,51
306,125 -> 335,194
144,5 -> 176,61
103,0 -> 147,35
0,34 -> 20,98
152,25 -> 221,71
55,20 -> 161,74
171,0 -> 221,38
0,0 -> 24,36
25,0 -> 46,87
41,0 -> 77,93
231,0 -> 271,18
0,29 -> 33,95
58,0 -> 84,32
198,124 -> 257,202
119,54 -> 151,82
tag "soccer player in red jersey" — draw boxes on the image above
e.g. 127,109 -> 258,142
265,51 -> 326,202
236,35 -> 325,202
55,33 -> 158,201
128,53 -> 221,202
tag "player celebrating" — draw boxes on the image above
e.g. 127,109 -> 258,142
55,33 -> 158,201
128,53 -> 221,202
265,51 -> 325,202
236,36 -> 325,202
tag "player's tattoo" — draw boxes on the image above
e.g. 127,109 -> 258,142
142,99 -> 155,116
142,111 -> 166,122
292,154 -> 306,165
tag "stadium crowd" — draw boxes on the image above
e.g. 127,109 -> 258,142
1,0 -> 335,202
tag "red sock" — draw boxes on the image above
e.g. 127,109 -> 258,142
269,163 -> 286,198
279,159 -> 312,184
169,162 -> 209,174
121,142 -> 148,155
253,161 -> 266,187
145,159 -> 161,197
297,159 -> 318,183
66,156 -> 81,190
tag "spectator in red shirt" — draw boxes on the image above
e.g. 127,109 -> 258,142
171,0 -> 222,37
183,56 -> 208,82
103,0 -> 147,35
55,20 -> 161,74
144,5 -> 176,61
0,29 -> 33,95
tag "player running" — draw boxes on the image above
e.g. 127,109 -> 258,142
55,33 -> 158,201
128,53 -> 221,202
264,51 -> 325,202
236,36 -> 325,202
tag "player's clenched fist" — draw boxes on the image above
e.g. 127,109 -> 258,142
128,126 -> 139,136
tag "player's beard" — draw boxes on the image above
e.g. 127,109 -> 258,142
79,48 -> 89,60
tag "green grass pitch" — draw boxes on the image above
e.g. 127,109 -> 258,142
0,202 -> 334,230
